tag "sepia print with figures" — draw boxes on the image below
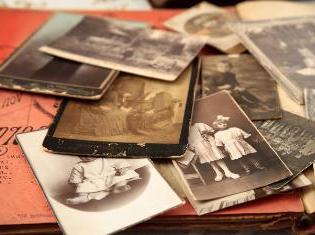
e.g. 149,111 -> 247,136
173,91 -> 291,201
43,59 -> 200,157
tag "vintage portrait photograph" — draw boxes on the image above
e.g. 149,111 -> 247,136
232,18 -> 315,103
255,111 -> 315,189
17,130 -> 183,235
173,91 -> 291,201
0,13 -> 118,99
53,65 -> 193,144
164,2 -> 241,53
305,88 -> 315,121
40,15 -> 204,81
202,54 -> 282,120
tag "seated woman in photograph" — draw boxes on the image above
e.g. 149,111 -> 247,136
188,122 -> 240,182
213,115 -> 264,175
66,158 -> 140,205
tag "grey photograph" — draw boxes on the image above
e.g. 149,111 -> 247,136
17,130 -> 183,235
173,91 -> 291,201
40,16 -> 204,81
305,88 -> 315,121
232,17 -> 315,104
202,54 -> 282,120
0,13 -> 118,99
53,67 -> 192,144
255,111 -> 315,189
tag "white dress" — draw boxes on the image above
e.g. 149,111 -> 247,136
189,123 -> 225,164
69,158 -> 139,194
214,127 -> 257,160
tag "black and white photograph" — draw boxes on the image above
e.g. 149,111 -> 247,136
40,15 -> 204,81
305,88 -> 315,121
164,2 -> 242,53
173,91 -> 291,201
202,54 -> 282,120
255,111 -> 315,189
43,59 -> 199,157
0,13 -> 120,100
16,129 -> 183,235
231,17 -> 315,104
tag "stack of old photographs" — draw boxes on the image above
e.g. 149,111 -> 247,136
4,2 -> 315,234
8,11 -> 205,235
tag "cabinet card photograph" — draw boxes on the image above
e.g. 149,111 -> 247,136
17,130 -> 183,235
0,13 -> 120,100
173,91 -> 291,201
43,59 -> 200,157
305,88 -> 315,121
231,17 -> 315,104
202,54 -> 282,120
164,2 -> 243,53
255,111 -> 315,189
40,15 -> 204,81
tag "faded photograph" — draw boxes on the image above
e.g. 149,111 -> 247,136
255,111 -> 315,189
17,130 -> 183,235
0,13 -> 117,99
184,12 -> 235,38
174,91 -> 291,201
40,16 -> 204,81
232,18 -> 315,103
202,55 -> 282,120
164,2 -> 242,53
53,66 -> 192,144
305,88 -> 315,121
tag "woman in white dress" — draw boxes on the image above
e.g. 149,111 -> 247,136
188,122 -> 240,182
213,115 -> 264,174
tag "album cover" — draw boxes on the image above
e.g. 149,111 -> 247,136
0,13 -> 122,100
255,111 -> 315,189
231,17 -> 315,104
305,88 -> 315,121
202,54 -> 282,120
173,91 -> 292,201
164,2 -> 243,53
42,58 -> 200,157
40,15 -> 204,81
16,129 -> 183,235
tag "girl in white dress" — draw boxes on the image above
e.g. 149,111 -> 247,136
213,115 -> 264,174
188,122 -> 240,181
66,158 -> 140,205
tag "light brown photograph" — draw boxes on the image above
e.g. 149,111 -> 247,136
53,66 -> 192,144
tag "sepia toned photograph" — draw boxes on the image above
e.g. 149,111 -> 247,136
202,54 -> 282,120
40,15 -> 204,81
231,17 -> 315,104
43,60 -> 199,157
17,130 -> 183,235
305,88 -> 315,121
255,111 -> 315,189
173,91 -> 291,201
164,2 -> 242,53
0,13 -> 119,100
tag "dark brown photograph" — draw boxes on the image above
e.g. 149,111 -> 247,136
40,15 -> 204,81
0,13 -> 118,99
43,60 -> 199,157
174,91 -> 291,201
202,54 -> 282,120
